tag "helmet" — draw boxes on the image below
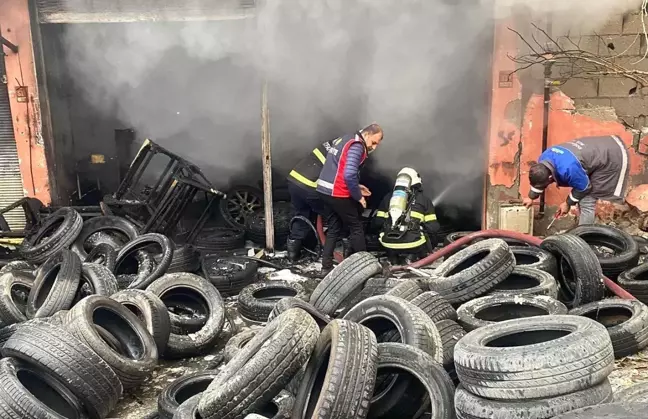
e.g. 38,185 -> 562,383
397,167 -> 422,187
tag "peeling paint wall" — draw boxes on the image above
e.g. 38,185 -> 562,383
0,0 -> 52,205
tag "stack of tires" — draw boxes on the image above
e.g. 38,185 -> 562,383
0,207 -> 231,417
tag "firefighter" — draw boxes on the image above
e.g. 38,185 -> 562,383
523,135 -> 629,225
316,124 -> 383,275
285,140 -> 337,263
374,167 -> 440,264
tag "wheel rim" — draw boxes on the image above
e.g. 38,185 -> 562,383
227,191 -> 262,224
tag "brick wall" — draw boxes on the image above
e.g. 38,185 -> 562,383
558,12 -> 648,129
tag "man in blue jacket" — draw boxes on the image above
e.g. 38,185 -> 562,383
316,124 -> 383,274
523,136 -> 629,225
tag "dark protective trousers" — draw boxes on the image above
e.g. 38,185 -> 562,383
320,195 -> 366,268
288,182 -> 331,241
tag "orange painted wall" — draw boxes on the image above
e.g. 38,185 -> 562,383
0,0 -> 51,205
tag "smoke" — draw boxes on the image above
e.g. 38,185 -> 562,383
54,0 -> 643,223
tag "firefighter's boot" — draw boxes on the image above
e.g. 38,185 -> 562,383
287,239 -> 302,263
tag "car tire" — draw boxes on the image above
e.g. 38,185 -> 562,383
384,279 -> 423,301
2,321 -> 123,418
26,250 -> 81,319
454,379 -> 613,419
114,233 -> 173,289
569,225 -> 640,279
198,309 -> 319,419
454,315 -> 615,400
20,208 -> 83,264
410,291 -> 457,323
310,251 -> 382,315
167,244 -> 200,274
157,371 -> 218,419
147,273 -> 225,358
71,216 -> 139,260
569,298 -> 648,358
267,297 -> 330,330
238,281 -> 308,322
429,239 -> 514,304
201,256 -> 258,297
509,246 -> 559,278
85,243 -> 118,271
74,262 -> 119,303
489,266 -> 559,298
618,265 -> 648,305
0,271 -> 33,325
224,328 -> 261,362
194,227 -> 246,253
540,234 -> 605,308
111,289 -> 171,354
220,185 -> 264,230
67,295 -> 158,389
292,319 -> 378,419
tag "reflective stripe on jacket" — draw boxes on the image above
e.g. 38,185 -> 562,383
287,141 -> 334,189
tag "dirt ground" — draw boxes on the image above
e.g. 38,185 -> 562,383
108,248 -> 648,418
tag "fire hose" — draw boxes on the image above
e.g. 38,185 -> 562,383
315,221 -> 636,301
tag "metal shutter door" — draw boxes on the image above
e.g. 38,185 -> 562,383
0,49 -> 26,230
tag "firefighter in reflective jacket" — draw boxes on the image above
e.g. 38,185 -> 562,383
285,140 -> 338,262
374,168 -> 440,263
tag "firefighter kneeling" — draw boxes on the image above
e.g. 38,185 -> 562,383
374,168 -> 440,264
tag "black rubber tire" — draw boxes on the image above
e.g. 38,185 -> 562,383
632,235 -> 648,255
618,264 -> 648,305
410,291 -> 458,323
255,390 -> 294,419
0,271 -> 33,325
429,238 -> 514,304
551,403 -> 645,419
244,202 -> 293,245
384,279 -> 423,301
220,185 -> 264,229
158,371 -> 218,419
444,231 -> 528,255
111,289 -> 171,354
310,251 -> 382,316
0,323 -> 19,348
85,243 -> 117,271
489,266 -> 559,298
457,294 -> 568,331
0,357 -> 88,419
436,319 -> 466,367
339,277 -> 403,314
372,343 -> 455,419
26,250 -> 81,319
541,234 -> 606,308
238,281 -> 308,322
20,208 -> 83,264
114,233 -> 174,289
74,262 -> 119,303
2,321 -> 123,418
0,260 -> 35,276
509,246 -> 558,278
147,273 -> 225,358
454,315 -> 615,400
267,297 -> 330,330
569,298 -> 648,358
174,394 -> 202,419
115,249 -> 155,289
224,328 -> 261,362
454,379 -> 613,419
198,308 -> 319,419
67,295 -> 158,388
71,216 -> 139,260
201,256 -> 258,297
343,295 -> 443,361
615,382 -> 648,403
569,225 -> 640,279
194,227 -> 246,253
292,319 -> 378,419
167,244 -> 201,274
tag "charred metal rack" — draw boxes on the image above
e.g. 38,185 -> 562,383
0,198 -> 43,238
104,139 -> 225,240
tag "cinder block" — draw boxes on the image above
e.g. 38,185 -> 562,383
611,97 -> 648,117
560,78 -> 599,98
599,77 -> 638,97
598,35 -> 643,56
591,15 -> 624,36
614,56 -> 648,72
557,36 -> 600,54
623,13 -> 645,34
573,98 -> 613,108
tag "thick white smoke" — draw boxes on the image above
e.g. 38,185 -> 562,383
55,0 -> 643,223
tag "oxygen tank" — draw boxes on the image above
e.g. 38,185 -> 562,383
388,172 -> 413,228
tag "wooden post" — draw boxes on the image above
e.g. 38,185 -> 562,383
261,81 -> 275,251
